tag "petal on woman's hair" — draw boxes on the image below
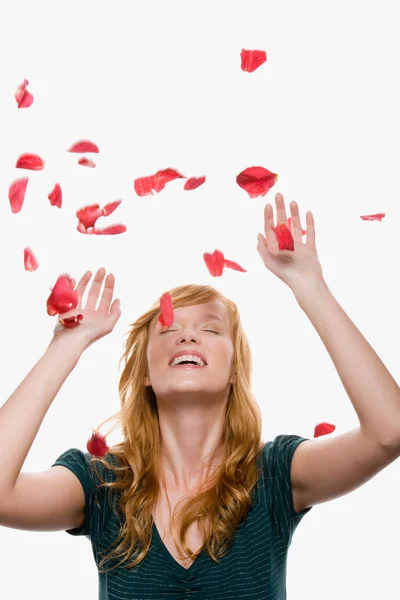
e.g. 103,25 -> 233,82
87,431 -> 109,457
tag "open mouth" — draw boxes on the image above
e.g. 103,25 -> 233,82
170,360 -> 206,368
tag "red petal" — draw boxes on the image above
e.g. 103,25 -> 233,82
158,292 -> 174,328
93,224 -> 127,235
223,259 -> 246,272
24,247 -> 39,272
240,49 -> 267,73
236,166 -> 278,198
287,217 -> 307,235
183,176 -> 206,191
59,314 -> 83,329
48,183 -> 62,208
68,140 -> 99,153
314,422 -> 336,438
135,169 -> 186,196
134,175 -> 156,196
46,274 -> 78,316
8,178 -> 28,213
77,221 -> 88,234
102,200 -> 122,217
78,157 -> 96,168
76,204 -> 103,228
15,79 -> 34,108
87,431 -> 109,457
153,168 -> 186,193
15,153 -> 45,171
272,223 -> 294,251
360,213 -> 386,221
203,250 -> 225,277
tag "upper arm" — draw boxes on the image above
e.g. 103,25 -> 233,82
291,427 -> 400,513
0,466 -> 86,532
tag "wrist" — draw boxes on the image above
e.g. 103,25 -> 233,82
47,335 -> 86,365
291,276 -> 330,308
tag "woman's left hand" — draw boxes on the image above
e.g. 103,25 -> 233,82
256,192 -> 324,291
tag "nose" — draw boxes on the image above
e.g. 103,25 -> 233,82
178,328 -> 199,344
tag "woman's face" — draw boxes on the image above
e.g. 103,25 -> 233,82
145,300 -> 235,402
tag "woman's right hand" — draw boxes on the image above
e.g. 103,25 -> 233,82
51,267 -> 121,352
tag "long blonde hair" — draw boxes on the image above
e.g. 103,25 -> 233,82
90,283 -> 264,573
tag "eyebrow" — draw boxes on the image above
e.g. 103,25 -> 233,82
201,314 -> 223,322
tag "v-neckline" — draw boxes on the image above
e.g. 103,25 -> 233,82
152,519 -> 204,575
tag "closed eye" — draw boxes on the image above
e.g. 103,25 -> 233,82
160,329 -> 219,334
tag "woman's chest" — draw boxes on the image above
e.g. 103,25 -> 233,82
152,490 -> 206,570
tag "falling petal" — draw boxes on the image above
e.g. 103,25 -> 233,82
9,178 -> 29,213
102,200 -> 122,216
59,314 -> 83,328
152,168 -> 186,193
240,49 -> 267,73
314,422 -> 336,438
272,223 -> 294,251
78,157 -> 96,168
134,169 -> 185,196
223,258 -> 247,272
93,224 -> 127,235
46,274 -> 78,316
236,166 -> 278,198
15,79 -> 34,108
87,431 -> 109,457
134,175 -> 155,196
76,204 -> 103,229
68,140 -> 99,153
16,153 -> 45,170
183,176 -> 206,190
48,183 -> 62,208
360,213 -> 386,221
158,292 -> 174,328
24,247 -> 39,272
203,250 -> 225,277
77,221 -> 88,234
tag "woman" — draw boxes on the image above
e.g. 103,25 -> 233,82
1,193 -> 399,599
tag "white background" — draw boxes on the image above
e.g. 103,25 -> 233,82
0,1 -> 399,598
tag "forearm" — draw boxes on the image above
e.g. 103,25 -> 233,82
0,339 -> 84,498
293,278 -> 400,447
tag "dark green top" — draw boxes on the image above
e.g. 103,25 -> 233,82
52,434 -> 312,599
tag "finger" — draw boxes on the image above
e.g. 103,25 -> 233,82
257,232 -> 276,270
305,211 -> 316,247
85,267 -> 107,310
289,201 -> 303,244
263,203 -> 279,252
75,271 -> 93,310
274,192 -> 288,225
97,273 -> 116,314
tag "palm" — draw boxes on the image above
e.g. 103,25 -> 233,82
52,267 -> 121,348
257,193 -> 323,288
